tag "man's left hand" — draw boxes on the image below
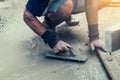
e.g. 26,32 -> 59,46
89,39 -> 104,51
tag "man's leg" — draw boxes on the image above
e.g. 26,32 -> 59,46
85,0 -> 104,51
65,15 -> 80,26
65,0 -> 84,26
41,0 -> 75,28
43,0 -> 74,28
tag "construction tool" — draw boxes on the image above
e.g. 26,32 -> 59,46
45,46 -> 88,62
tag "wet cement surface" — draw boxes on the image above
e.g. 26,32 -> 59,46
0,1 -> 120,80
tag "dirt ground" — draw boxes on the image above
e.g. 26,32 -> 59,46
0,0 -> 120,80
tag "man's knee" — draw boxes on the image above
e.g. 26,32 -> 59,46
46,0 -> 73,25
58,0 -> 73,19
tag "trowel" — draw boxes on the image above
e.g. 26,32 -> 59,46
45,46 -> 88,62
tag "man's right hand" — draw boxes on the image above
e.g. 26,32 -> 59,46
53,40 -> 71,53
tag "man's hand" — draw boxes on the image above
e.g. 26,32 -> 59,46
53,40 -> 70,53
89,39 -> 104,51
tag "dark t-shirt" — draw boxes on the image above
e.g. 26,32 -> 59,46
26,0 -> 49,16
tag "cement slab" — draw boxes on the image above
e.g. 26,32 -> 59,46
105,24 -> 120,52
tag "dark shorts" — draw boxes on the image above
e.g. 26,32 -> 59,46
26,0 -> 49,16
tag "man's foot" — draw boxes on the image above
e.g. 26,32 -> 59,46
65,15 -> 79,26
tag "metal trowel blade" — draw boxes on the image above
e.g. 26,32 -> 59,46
45,48 -> 88,62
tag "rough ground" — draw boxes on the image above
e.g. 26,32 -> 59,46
0,0 -> 120,80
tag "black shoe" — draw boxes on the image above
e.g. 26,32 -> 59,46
65,15 -> 79,26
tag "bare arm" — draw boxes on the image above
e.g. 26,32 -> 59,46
23,9 -> 46,36
85,0 -> 104,51
23,9 -> 70,51
85,0 -> 98,25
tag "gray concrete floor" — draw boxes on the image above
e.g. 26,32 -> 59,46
0,1 -> 120,80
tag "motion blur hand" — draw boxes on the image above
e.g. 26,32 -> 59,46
89,39 -> 104,51
53,40 -> 71,54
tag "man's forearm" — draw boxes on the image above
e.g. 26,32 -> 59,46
85,0 -> 98,24
23,10 -> 46,36
23,10 -> 59,48
85,0 -> 99,41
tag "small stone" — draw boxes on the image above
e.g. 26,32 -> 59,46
106,57 -> 113,62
